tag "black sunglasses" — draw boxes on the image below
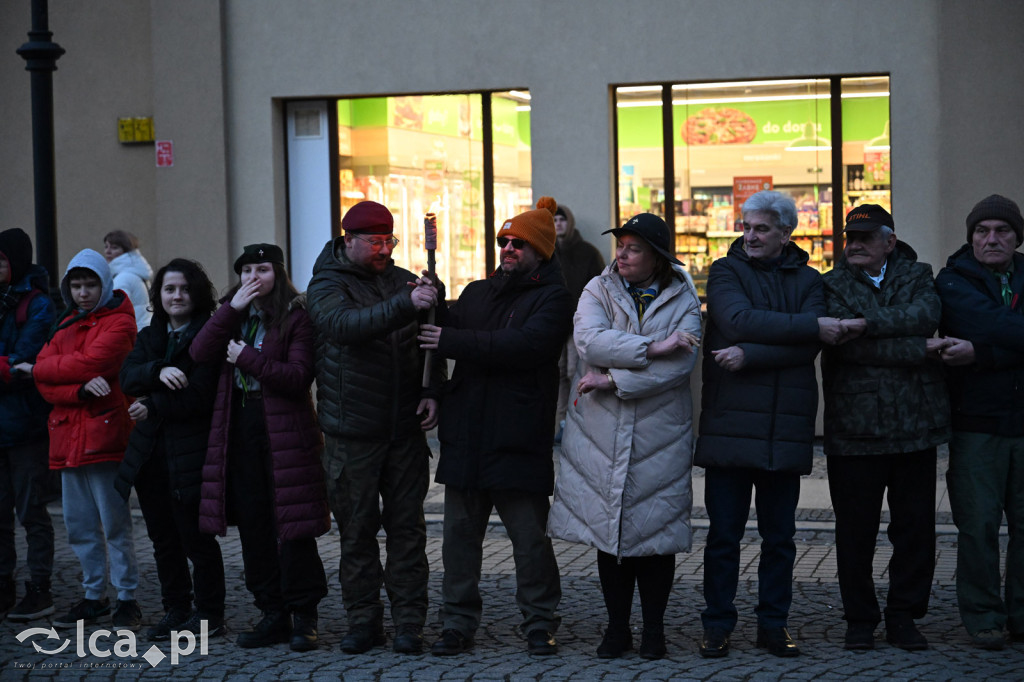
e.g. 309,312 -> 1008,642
497,237 -> 526,249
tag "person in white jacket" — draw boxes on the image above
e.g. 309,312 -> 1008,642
104,230 -> 153,330
547,213 -> 702,660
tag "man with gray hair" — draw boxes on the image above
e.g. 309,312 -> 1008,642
695,190 -> 841,659
821,204 -> 950,651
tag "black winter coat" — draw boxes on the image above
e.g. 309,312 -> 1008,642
115,317 -> 218,502
434,259 -> 573,494
306,238 -> 444,442
936,245 -> 1024,436
695,238 -> 825,474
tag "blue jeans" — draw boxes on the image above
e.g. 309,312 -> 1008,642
62,462 -> 139,601
701,466 -> 800,632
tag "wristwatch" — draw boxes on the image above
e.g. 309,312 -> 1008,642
604,371 -> 616,389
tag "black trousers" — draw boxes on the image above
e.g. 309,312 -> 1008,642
827,449 -> 936,625
135,447 -> 225,616
227,392 -> 327,615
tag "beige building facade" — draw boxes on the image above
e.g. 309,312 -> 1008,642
2,0 -> 1023,293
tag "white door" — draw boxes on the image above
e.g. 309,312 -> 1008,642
286,101 -> 331,291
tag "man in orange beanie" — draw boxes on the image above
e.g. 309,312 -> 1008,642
418,198 -> 572,657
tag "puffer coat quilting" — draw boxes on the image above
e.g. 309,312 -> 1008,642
547,263 -> 702,556
694,238 -> 824,474
306,238 -> 443,450
190,298 -> 330,542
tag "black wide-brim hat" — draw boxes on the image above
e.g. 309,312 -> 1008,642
603,213 -> 683,266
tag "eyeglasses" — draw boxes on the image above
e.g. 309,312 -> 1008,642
350,234 -> 399,250
497,237 -> 526,249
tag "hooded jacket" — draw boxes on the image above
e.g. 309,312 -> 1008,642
0,258 -> 55,447
434,258 -> 573,494
553,205 -> 606,300
108,249 -> 153,330
822,241 -> 950,456
189,296 -> 331,541
695,238 -> 824,474
34,249 -> 137,469
547,263 -> 702,556
306,237 -> 444,457
114,315 -> 218,503
936,244 -> 1024,436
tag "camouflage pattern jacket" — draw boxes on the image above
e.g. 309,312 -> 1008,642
821,241 -> 950,456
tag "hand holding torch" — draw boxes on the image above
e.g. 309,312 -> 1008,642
422,212 -> 437,388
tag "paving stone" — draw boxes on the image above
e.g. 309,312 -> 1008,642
4,443 -> 1022,679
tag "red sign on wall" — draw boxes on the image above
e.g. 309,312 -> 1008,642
155,140 -> 174,168
732,176 -> 773,224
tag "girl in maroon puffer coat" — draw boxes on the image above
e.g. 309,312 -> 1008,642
190,243 -> 329,652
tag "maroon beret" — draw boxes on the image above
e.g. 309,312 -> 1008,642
342,201 -> 394,235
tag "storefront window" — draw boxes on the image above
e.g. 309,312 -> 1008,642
615,76 -> 890,295
336,91 -> 531,298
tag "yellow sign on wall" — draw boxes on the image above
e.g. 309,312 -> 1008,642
118,117 -> 154,144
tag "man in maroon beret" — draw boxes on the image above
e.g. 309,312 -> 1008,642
307,200 -> 445,655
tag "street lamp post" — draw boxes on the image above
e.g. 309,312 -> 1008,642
16,0 -> 65,284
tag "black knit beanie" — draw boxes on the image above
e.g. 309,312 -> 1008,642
966,194 -> 1024,246
0,228 -> 33,285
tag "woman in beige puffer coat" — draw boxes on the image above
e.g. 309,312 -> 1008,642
547,213 -> 702,660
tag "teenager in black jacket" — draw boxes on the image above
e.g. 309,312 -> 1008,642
115,258 -> 224,641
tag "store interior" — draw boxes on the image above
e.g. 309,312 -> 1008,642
336,92 -> 532,297
328,78 -> 890,298
616,76 -> 891,295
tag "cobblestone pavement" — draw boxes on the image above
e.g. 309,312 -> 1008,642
3,446 -> 1023,680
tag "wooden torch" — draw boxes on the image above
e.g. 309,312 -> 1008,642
422,212 -> 437,388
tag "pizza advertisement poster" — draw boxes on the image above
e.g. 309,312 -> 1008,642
682,107 -> 758,146
674,99 -> 833,147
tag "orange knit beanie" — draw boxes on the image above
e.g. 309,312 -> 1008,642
497,196 -> 558,260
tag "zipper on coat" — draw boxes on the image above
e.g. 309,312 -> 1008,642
377,277 -> 401,437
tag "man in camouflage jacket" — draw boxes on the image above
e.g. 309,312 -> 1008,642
821,204 -> 950,652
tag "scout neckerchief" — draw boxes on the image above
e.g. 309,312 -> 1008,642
626,280 -> 659,322
237,311 -> 262,404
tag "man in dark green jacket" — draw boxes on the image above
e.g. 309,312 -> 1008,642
936,194 -> 1024,651
307,201 -> 444,655
418,198 -> 572,658
822,204 -> 950,652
